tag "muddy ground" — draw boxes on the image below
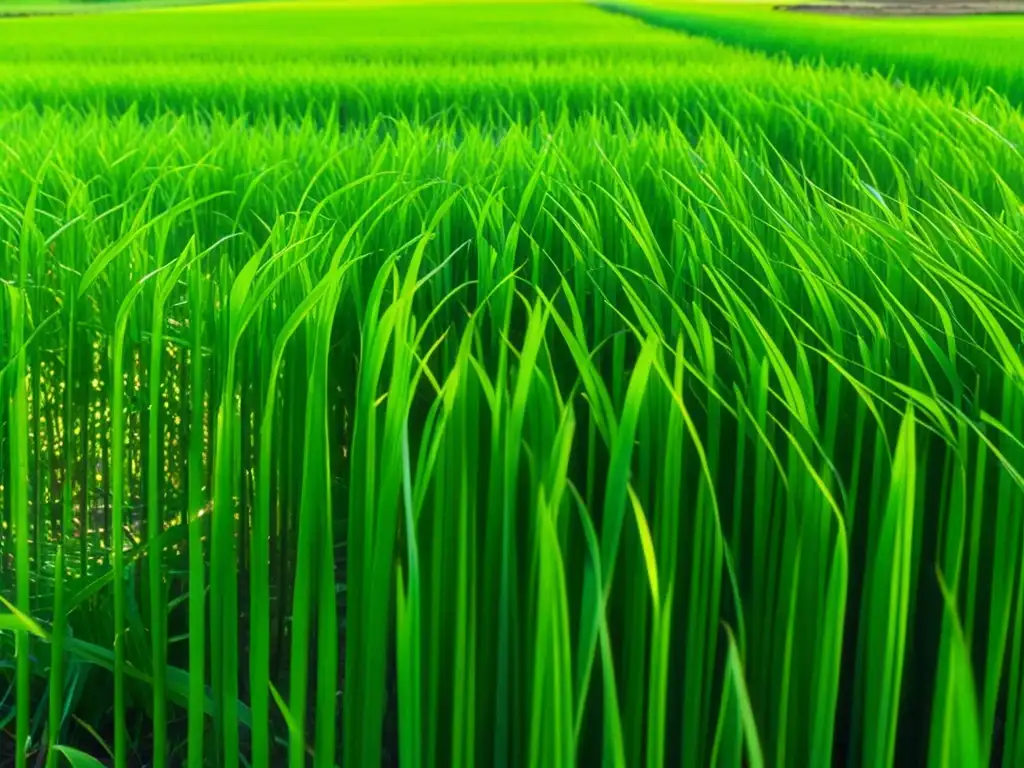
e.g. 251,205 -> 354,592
780,1 -> 1024,16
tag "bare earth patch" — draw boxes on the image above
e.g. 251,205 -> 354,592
0,0 -> 258,19
779,1 -> 1024,15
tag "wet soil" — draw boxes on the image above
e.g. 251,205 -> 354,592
779,1 -> 1024,16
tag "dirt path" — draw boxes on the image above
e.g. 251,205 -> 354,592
0,0 -> 263,20
779,1 -> 1024,16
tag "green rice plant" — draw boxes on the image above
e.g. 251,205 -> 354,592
6,281 -> 31,768
0,3 -> 1023,767
929,568 -> 982,768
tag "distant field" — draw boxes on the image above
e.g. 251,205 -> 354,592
0,3 -> 1022,768
624,1 -> 1024,99
0,0 -> 246,14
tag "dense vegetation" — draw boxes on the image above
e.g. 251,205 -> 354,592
1,2 -> 1023,767
621,2 -> 1024,102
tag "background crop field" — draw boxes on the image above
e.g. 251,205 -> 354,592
616,1 -> 1024,101
0,2 -> 1023,768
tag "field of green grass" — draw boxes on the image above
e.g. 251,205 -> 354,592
0,2 -> 1023,767
621,1 -> 1024,101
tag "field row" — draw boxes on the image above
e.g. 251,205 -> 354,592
625,1 -> 1024,103
0,1 -> 1021,117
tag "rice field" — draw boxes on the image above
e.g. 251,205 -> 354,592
622,2 -> 1024,101
0,2 -> 1022,767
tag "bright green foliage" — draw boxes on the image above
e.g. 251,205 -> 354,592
625,1 -> 1024,103
0,2 -> 1023,767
